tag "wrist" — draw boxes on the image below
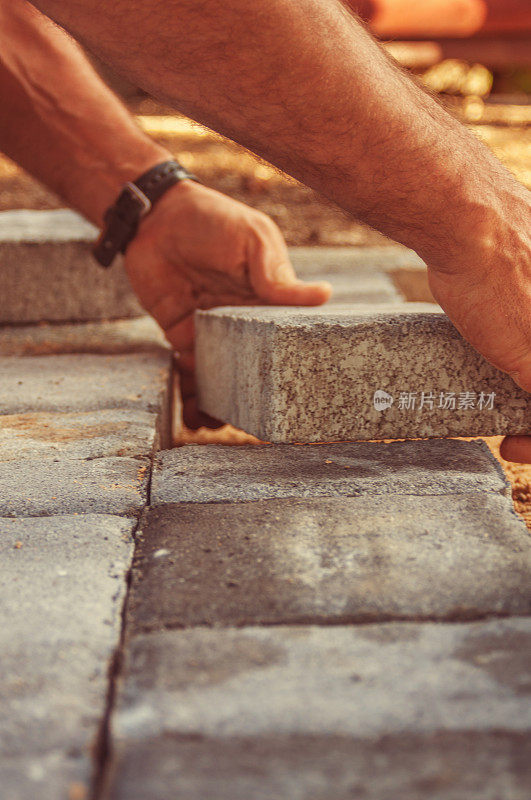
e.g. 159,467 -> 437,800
94,159 -> 199,267
93,144 -> 171,226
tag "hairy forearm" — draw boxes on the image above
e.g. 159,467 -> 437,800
0,0 -> 169,225
32,0 -> 526,266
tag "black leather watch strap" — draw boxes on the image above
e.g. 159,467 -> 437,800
93,161 -> 199,267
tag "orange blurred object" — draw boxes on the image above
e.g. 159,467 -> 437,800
350,0 -> 531,38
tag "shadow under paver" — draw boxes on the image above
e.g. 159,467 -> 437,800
129,492 -> 530,630
195,304 -> 531,441
0,456 -> 150,517
0,514 -> 135,799
109,619 -> 531,800
151,439 -> 509,504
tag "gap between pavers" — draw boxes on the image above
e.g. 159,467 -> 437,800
108,618 -> 531,800
0,514 -> 135,799
150,439 -> 510,504
195,304 -> 531,441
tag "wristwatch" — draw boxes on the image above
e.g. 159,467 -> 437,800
93,160 -> 199,267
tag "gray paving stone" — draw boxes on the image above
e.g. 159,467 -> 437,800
0,408 -> 161,461
195,304 -> 531,441
0,514 -> 135,797
0,351 -> 171,419
128,493 -> 530,630
0,316 -> 169,357
0,456 -> 150,517
289,245 -> 426,277
109,731 -> 531,800
151,439 -> 508,504
309,272 -> 402,304
290,246 -> 415,304
109,619 -> 531,799
0,209 -> 142,323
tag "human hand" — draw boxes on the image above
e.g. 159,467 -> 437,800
426,181 -> 531,465
123,180 -> 331,428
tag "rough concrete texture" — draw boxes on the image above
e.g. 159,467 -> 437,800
0,408 -> 162,461
0,209 -> 143,323
0,514 -> 135,797
308,272 -> 401,304
128,493 -> 530,630
116,619 -> 531,736
151,439 -> 508,504
289,245 -> 426,277
196,304 -> 531,441
289,246 -> 413,304
0,456 -> 150,517
0,350 -> 171,416
109,730 -> 531,800
110,619 -> 531,799
0,316 -> 168,357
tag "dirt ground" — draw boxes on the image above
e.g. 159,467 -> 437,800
1,97 -> 529,530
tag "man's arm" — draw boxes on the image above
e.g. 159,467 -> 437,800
0,0 -> 330,427
30,0 -> 531,404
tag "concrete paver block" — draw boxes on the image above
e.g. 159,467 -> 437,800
109,731 -> 531,800
196,305 -> 530,441
0,456 -> 150,517
289,245 -> 426,277
109,619 -> 531,799
0,316 -> 169,358
0,351 -> 171,419
308,272 -> 402,304
151,439 -> 508,504
129,493 -> 530,630
0,209 -> 143,323
0,409 -> 161,461
0,514 -> 135,796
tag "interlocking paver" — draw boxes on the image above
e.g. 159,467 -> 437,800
0,351 -> 171,416
151,439 -> 509,504
0,209 -> 142,323
289,245 -> 426,276
128,493 -> 530,630
0,316 -> 168,357
0,456 -> 150,517
195,304 -> 530,441
109,619 -> 531,799
0,409 -> 161,461
0,514 -> 135,798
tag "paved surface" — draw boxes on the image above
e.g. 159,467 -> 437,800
0,210 -> 143,323
0,515 -> 134,800
128,493 -> 531,630
110,620 -> 531,800
196,304 -> 530,441
0,318 -> 172,799
0,244 -> 529,799
151,439 -> 509,503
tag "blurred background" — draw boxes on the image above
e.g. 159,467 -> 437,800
1,0 -> 529,251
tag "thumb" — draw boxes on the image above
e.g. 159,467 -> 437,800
247,231 -> 331,305
264,263 -> 332,306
